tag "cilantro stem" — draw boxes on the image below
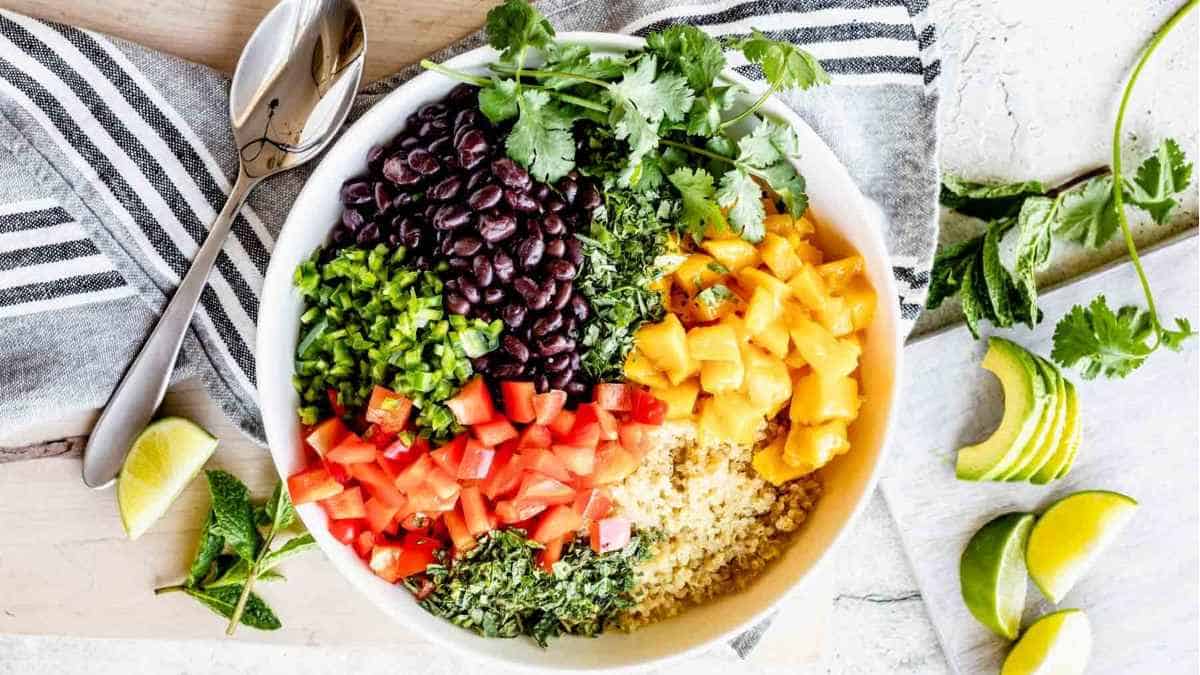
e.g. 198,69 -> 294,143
1110,0 -> 1196,346
659,138 -> 770,182
489,64 -> 612,88
719,86 -> 776,129
154,584 -> 185,595
419,60 -> 491,87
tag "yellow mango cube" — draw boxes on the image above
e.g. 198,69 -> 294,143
701,238 -> 761,273
701,359 -> 745,393
675,254 -> 728,296
816,295 -> 855,336
651,379 -> 700,419
784,420 -> 850,470
817,256 -> 865,293
635,313 -> 689,376
790,372 -> 860,425
751,316 -> 790,359
742,343 -> 792,417
752,434 -> 810,486
736,267 -> 791,305
687,323 -> 741,362
793,238 -> 824,265
788,316 -> 860,378
764,213 -> 797,235
758,233 -> 803,281
787,265 -> 830,312
666,351 -> 701,386
842,277 -> 876,331
688,284 -> 740,322
743,286 -> 783,336
625,348 -> 671,389
698,393 -> 761,445
784,349 -> 808,369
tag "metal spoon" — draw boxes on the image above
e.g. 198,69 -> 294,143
82,0 -> 366,488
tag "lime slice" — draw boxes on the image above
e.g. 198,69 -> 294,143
1001,609 -> 1092,675
117,417 -> 218,539
1025,490 -> 1138,603
960,512 -> 1036,639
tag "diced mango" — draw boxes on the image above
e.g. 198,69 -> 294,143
752,434 -> 810,486
686,323 -> 741,362
635,313 -> 689,376
736,267 -> 791,306
625,348 -> 670,390
792,238 -> 824,264
651,379 -> 700,420
687,284 -> 740,322
816,295 -> 855,336
701,238 -> 761,273
790,372 -> 860,425
723,314 -> 751,343
648,275 -> 673,306
758,233 -> 803,280
787,265 -> 829,312
674,253 -> 728,296
842,277 -> 876,331
698,393 -> 761,446
742,342 -> 792,417
788,316 -> 860,378
793,216 -> 816,237
751,316 -> 790,359
817,256 -> 864,292
701,359 -> 745,393
666,352 -> 701,386
784,349 -> 808,369
784,420 -> 849,470
743,286 -> 782,336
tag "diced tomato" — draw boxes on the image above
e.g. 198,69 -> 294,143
587,442 -> 640,486
573,488 -> 612,521
473,418 -> 518,446
404,484 -> 458,514
532,505 -> 583,544
443,508 -> 477,554
533,390 -> 567,425
552,444 -> 595,476
445,376 -> 496,425
459,486 -> 492,536
369,543 -> 413,583
381,537 -> 439,579
394,453 -> 434,492
564,422 -> 600,449
347,462 -> 407,509
631,388 -> 667,425
589,517 -> 631,553
326,433 -> 378,464
547,409 -> 576,440
399,512 -> 433,532
457,441 -> 495,480
323,458 -> 352,485
593,383 -> 633,411
320,485 -> 366,520
306,417 -> 349,456
575,403 -> 618,441
328,518 -> 364,544
618,422 -> 652,459
482,450 -> 523,500
287,465 -> 343,504
537,536 -> 564,574
501,381 -> 537,424
521,448 -> 573,483
365,386 -> 413,433
430,434 -> 468,476
495,499 -> 548,524
327,388 -> 346,418
425,466 -> 462,501
381,433 -> 418,461
362,424 -> 397,451
364,496 -> 401,534
497,438 -> 520,455
516,472 -> 576,506
404,533 -> 443,555
517,424 -> 552,450
354,530 -> 376,558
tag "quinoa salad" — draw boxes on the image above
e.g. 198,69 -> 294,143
285,0 -> 876,647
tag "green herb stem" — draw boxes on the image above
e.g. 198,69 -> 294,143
154,584 -> 186,595
1110,0 -> 1196,346
418,59 -> 491,87
719,85 -> 776,129
489,64 -> 612,87
659,138 -> 741,169
1046,166 -> 1111,197
419,60 -> 609,113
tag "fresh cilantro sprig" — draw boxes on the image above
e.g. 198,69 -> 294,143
721,29 -> 831,129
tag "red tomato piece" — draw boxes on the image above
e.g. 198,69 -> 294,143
532,390 -> 567,425
575,403 -> 619,441
521,448 -> 574,483
494,499 -> 548,524
381,433 -> 419,461
537,536 -> 564,574
368,543 -> 407,582
473,418 -> 518,446
320,485 -> 366,520
547,409 -> 576,440
482,450 -> 523,501
366,385 -> 413,433
327,518 -> 363,544
287,465 -> 343,504
443,508 -> 477,554
323,458 -> 352,485
326,433 -> 378,465
327,388 -> 346,418
501,381 -> 537,424
445,376 -> 496,425
516,472 -> 576,506
354,530 -> 376,558
564,422 -> 601,449
398,512 -> 433,532
552,444 -> 595,477
390,537 -> 439,579
587,442 -> 640,486
457,441 -> 495,480
347,462 -> 407,509
394,453 -> 434,492
362,424 -> 396,451
532,505 -> 583,544
364,496 -> 401,534
306,417 -> 349,456
618,422 -> 652,459
589,517 -> 632,554
573,488 -> 613,521
430,434 -> 468,476
404,484 -> 458,514
425,466 -> 462,501
517,424 -> 552,450
459,486 -> 492,536
593,383 -> 633,411
631,388 -> 667,425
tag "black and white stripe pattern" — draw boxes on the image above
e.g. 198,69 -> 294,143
0,199 -> 135,318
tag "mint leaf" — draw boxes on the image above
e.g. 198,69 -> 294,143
645,25 -> 725,91
507,89 -> 577,182
184,586 -> 281,631
1055,175 -> 1120,248
186,510 -> 224,588
1052,296 -> 1154,379
1010,196 -> 1056,323
940,175 -> 1047,220
478,78 -> 519,123
1126,138 -> 1193,224
668,167 -> 726,236
205,470 -> 261,563
264,481 -> 295,532
485,0 -> 554,66
204,556 -> 286,590
981,221 -> 1015,327
731,29 -> 829,92
716,169 -> 766,242
260,533 -> 317,573
927,237 -> 981,311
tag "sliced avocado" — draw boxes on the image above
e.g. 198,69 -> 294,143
956,337 -> 1049,481
1006,355 -> 1067,481
1033,378 -> 1082,484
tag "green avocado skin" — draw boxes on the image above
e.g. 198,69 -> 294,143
1004,355 -> 1067,481
956,337 -> 1048,481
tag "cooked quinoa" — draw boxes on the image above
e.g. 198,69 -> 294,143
608,420 -> 821,627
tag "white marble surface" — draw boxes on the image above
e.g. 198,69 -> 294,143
2,0 -> 1197,672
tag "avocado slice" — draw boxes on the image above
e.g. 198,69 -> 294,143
1033,378 -> 1082,484
1005,356 -> 1067,481
956,338 -> 1049,481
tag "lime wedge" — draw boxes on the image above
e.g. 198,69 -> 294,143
960,512 -> 1036,639
1025,490 -> 1138,603
1001,609 -> 1092,675
117,417 -> 218,539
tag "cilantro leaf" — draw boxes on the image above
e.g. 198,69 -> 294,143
1161,316 -> 1197,351
1126,137 -> 1193,224
645,25 -> 725,91
731,29 -> 829,92
1052,296 -> 1154,379
668,167 -> 726,236
537,42 -> 627,88
940,175 -> 1047,220
1055,175 -> 1119,248
507,89 -> 578,182
716,169 -> 766,242
732,121 -> 807,222
478,78 -> 519,123
608,55 -> 695,169
686,86 -> 737,136
485,0 -> 554,66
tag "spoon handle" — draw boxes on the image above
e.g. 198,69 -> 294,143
82,170 -> 259,489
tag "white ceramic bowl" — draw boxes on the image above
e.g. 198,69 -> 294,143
258,32 -> 903,671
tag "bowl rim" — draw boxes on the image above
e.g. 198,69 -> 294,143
257,30 -> 905,671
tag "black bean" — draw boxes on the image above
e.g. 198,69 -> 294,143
427,135 -> 452,155
430,175 -> 462,201
533,312 -> 562,337
373,182 -> 394,212
548,370 -> 572,389
459,147 -> 489,170
502,304 -> 527,328
565,381 -> 588,397
472,255 -> 494,286
382,154 -> 422,185
452,235 -> 483,257
516,237 -> 545,269
414,255 -> 433,270
544,352 -> 570,372
433,204 -> 471,230
542,215 -> 566,237
447,83 -> 478,107
544,238 -> 565,259
569,293 -> 590,322
418,102 -> 447,120
557,177 -> 578,204
492,250 -> 515,282
332,224 -> 353,245
366,144 -> 386,169
444,278 -> 460,293
532,184 -> 549,201
535,374 -> 550,393
513,276 -> 540,303
565,237 -> 584,267
455,128 -> 489,155
407,149 -> 441,175
466,169 -> 491,191
529,289 -> 551,311
439,236 -> 456,256
340,179 -> 373,205
392,192 -> 416,208
454,109 -> 482,131
468,184 -> 503,211
483,287 -> 505,305
492,361 -> 524,379
356,222 -> 381,245
397,135 -> 420,149
504,189 -> 540,213
544,195 -> 566,213
446,293 -> 470,315
578,180 -> 602,210
479,211 -> 517,242
423,203 -> 439,221
491,158 -> 531,191
523,218 -> 543,240
548,259 -> 576,281
341,209 -> 364,231
570,351 -> 581,370
502,335 -> 530,363
417,121 -> 435,137
459,278 -> 481,304
552,279 -> 573,310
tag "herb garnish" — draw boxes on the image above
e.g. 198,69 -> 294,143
155,471 -> 316,634
411,528 -> 656,647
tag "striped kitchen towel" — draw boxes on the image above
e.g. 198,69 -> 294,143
0,0 -> 939,454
